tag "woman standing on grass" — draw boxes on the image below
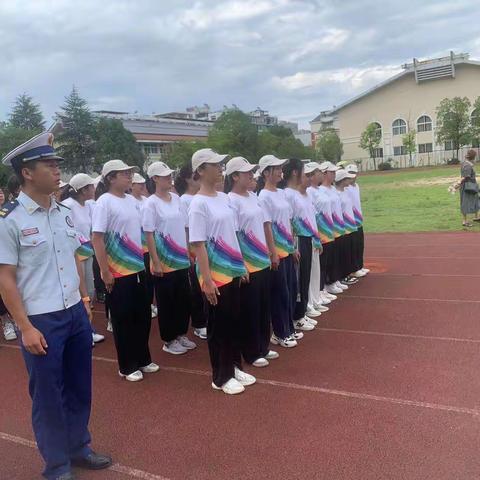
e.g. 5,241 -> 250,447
459,149 -> 479,227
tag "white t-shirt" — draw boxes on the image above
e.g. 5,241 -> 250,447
337,188 -> 357,235
62,197 -> 94,260
258,188 -> 295,259
92,193 -> 144,278
284,188 -> 321,248
319,185 -> 345,238
307,186 -> 335,244
132,195 -> 148,253
188,192 -> 246,287
228,191 -> 271,273
142,192 -> 190,273
346,184 -> 363,227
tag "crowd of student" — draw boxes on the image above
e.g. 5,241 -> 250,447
1,149 -> 368,396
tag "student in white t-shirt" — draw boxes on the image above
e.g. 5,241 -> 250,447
174,165 -> 207,340
188,148 -> 255,396
92,160 -> 158,383
283,159 -> 322,332
143,161 -> 196,356
61,173 -> 105,345
257,155 -> 298,349
224,157 -> 279,368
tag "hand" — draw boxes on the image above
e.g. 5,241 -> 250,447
241,272 -> 250,284
270,252 -> 280,271
202,279 -> 220,306
83,301 -> 93,323
316,245 -> 323,254
151,259 -> 164,277
101,269 -> 115,293
293,250 -> 300,264
22,326 -> 48,355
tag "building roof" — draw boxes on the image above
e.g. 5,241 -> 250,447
311,52 -> 480,123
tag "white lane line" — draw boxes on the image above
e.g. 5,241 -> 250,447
343,295 -> 480,304
0,432 -> 170,480
3,345 -> 479,418
317,327 -> 480,344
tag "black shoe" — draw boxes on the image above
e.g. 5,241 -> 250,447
55,473 -> 76,480
71,452 -> 112,470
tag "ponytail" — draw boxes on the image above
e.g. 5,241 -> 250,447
223,173 -> 235,194
174,164 -> 192,196
146,177 -> 156,195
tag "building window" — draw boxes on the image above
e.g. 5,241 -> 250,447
372,122 -> 382,137
373,147 -> 383,158
393,146 -> 406,155
418,143 -> 433,153
444,140 -> 454,151
392,119 -> 407,136
417,115 -> 432,132
142,143 -> 160,155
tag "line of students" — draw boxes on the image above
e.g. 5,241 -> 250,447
45,151 -> 367,394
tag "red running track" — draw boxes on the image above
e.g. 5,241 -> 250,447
1,231 -> 480,480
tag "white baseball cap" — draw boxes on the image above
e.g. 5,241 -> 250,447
319,161 -> 339,172
69,173 -> 95,191
345,164 -> 358,174
132,173 -> 146,184
304,162 -> 321,174
102,159 -> 139,178
335,169 -> 355,182
191,148 -> 229,171
225,157 -> 257,176
258,155 -> 287,174
93,175 -> 102,188
147,161 -> 174,178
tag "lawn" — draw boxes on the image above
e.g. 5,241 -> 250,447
358,165 -> 471,233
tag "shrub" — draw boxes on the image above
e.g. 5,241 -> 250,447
378,162 -> 393,171
447,158 -> 460,165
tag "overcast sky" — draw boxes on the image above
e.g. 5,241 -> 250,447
1,0 -> 480,128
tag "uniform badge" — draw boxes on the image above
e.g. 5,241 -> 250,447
66,216 -> 74,227
21,227 -> 39,236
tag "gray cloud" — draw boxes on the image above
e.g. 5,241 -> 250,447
1,0 -> 479,128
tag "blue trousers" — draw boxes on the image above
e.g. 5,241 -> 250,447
21,301 -> 93,480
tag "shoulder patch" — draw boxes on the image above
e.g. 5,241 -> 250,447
56,201 -> 71,210
0,200 -> 19,218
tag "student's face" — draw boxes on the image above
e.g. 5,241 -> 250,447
202,162 -> 224,184
22,159 -> 61,194
132,182 -> 147,196
154,175 -> 172,191
81,184 -> 95,201
266,166 -> 283,184
326,171 -> 335,183
249,177 -> 258,192
311,170 -> 322,185
234,171 -> 253,190
298,169 -> 308,189
111,170 -> 133,191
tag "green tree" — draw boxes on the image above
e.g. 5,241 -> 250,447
8,93 -> 45,131
56,86 -> 96,172
164,140 -> 208,169
359,122 -> 382,170
471,96 -> 480,146
402,129 -> 417,167
93,118 -> 145,172
435,96 -> 472,160
315,128 -> 343,163
208,109 -> 258,159
257,127 -> 315,161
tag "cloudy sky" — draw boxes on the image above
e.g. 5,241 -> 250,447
1,0 -> 480,128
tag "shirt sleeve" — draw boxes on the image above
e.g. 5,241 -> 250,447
91,197 -> 108,233
141,199 -> 156,233
0,219 -> 19,266
188,199 -> 207,243
258,193 -> 272,223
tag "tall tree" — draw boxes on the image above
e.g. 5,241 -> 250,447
56,86 -> 96,172
164,140 -> 208,169
315,128 -> 343,163
94,118 -> 145,172
359,123 -> 382,170
8,93 -> 45,131
435,96 -> 472,161
471,96 -> 480,146
402,130 -> 417,167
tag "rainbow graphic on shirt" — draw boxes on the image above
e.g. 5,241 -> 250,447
343,212 -> 357,235
237,230 -> 271,273
141,230 -> 148,254
271,221 -> 295,259
104,231 -> 145,278
198,236 -> 247,287
316,212 -> 335,244
76,235 -> 94,261
353,207 -> 363,227
332,212 -> 346,238
292,217 -> 322,249
154,232 -> 190,273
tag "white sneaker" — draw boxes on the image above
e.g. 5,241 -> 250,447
119,370 -> 144,382
323,290 -> 337,300
234,367 -> 256,386
325,284 -> 343,294
2,317 -> 17,341
92,333 -> 105,344
306,308 -> 321,317
271,334 -> 297,348
291,331 -> 304,340
265,350 -> 279,360
352,270 -> 367,278
295,318 -> 315,331
307,317 -> 318,326
318,293 -> 331,305
106,319 -> 113,332
140,362 -> 160,373
193,327 -> 207,340
163,339 -> 188,355
361,268 -> 370,274
151,305 -> 158,318
336,281 -> 348,291
313,303 -> 329,313
177,336 -> 197,350
212,378 -> 245,395
252,358 -> 269,367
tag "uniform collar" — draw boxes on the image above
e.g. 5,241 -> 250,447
17,191 -> 60,215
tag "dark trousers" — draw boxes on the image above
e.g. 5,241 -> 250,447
188,264 -> 208,329
295,236 -> 312,320
107,271 -> 152,375
270,254 -> 296,339
92,256 -> 106,299
352,227 -> 365,271
208,278 -> 242,387
0,295 -> 7,315
154,268 -> 191,342
338,234 -> 354,279
331,237 -> 344,283
143,253 -> 154,305
240,268 -> 271,363
21,302 -> 93,480
321,241 -> 335,286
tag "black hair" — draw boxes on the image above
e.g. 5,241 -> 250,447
7,174 -> 21,198
174,164 -> 193,196
60,184 -> 92,202
223,173 -> 235,194
12,160 -> 38,187
95,172 -> 117,200
280,158 -> 304,188
145,177 -> 156,195
192,164 -> 206,182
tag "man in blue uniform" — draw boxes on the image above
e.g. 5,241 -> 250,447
0,132 -> 112,480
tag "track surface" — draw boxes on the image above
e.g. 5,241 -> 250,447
2,231 -> 480,479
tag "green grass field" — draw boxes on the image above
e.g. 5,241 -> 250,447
359,165 -> 470,233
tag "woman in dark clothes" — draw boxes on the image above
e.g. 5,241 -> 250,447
459,149 -> 479,227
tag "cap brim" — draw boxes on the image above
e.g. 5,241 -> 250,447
207,153 -> 230,164
227,164 -> 257,175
